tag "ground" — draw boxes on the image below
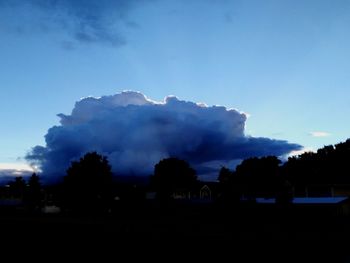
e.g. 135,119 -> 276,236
0,202 -> 350,261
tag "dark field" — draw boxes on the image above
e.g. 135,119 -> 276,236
1,202 -> 350,261
2,204 -> 349,240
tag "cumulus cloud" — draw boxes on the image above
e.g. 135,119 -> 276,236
0,0 -> 148,46
26,91 -> 302,182
309,131 -> 331,137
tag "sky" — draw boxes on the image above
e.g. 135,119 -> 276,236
1,0 -> 350,180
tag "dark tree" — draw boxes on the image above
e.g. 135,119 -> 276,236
63,152 -> 113,213
235,156 -> 292,202
152,157 -> 198,200
281,139 -> 350,196
217,166 -> 240,203
26,173 -> 42,209
9,176 -> 26,199
218,166 -> 232,185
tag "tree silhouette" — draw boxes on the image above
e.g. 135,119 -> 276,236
9,176 -> 26,199
217,167 -> 240,203
26,173 -> 42,209
218,166 -> 232,185
63,152 -> 113,213
235,156 -> 292,202
281,139 -> 350,196
152,157 -> 198,201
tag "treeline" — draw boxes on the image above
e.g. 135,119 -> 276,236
217,156 -> 291,203
218,139 -> 350,202
0,174 -> 42,209
2,139 -> 350,213
283,139 -> 350,185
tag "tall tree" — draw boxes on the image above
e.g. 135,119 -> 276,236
63,152 -> 113,213
218,167 -> 232,185
217,166 -> 241,203
9,176 -> 26,199
152,157 -> 198,200
26,173 -> 42,209
235,156 -> 291,201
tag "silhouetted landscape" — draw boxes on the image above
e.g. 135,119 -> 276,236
3,1 -> 350,260
2,140 -> 350,257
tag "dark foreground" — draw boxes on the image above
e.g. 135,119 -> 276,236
1,202 -> 350,261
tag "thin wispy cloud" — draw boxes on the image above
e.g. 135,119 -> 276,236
309,131 -> 331,137
0,0 -> 151,47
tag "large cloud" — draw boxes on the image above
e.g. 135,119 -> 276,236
26,91 -> 302,182
0,0 -> 149,46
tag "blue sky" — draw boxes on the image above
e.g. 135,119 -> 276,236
1,0 -> 350,175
